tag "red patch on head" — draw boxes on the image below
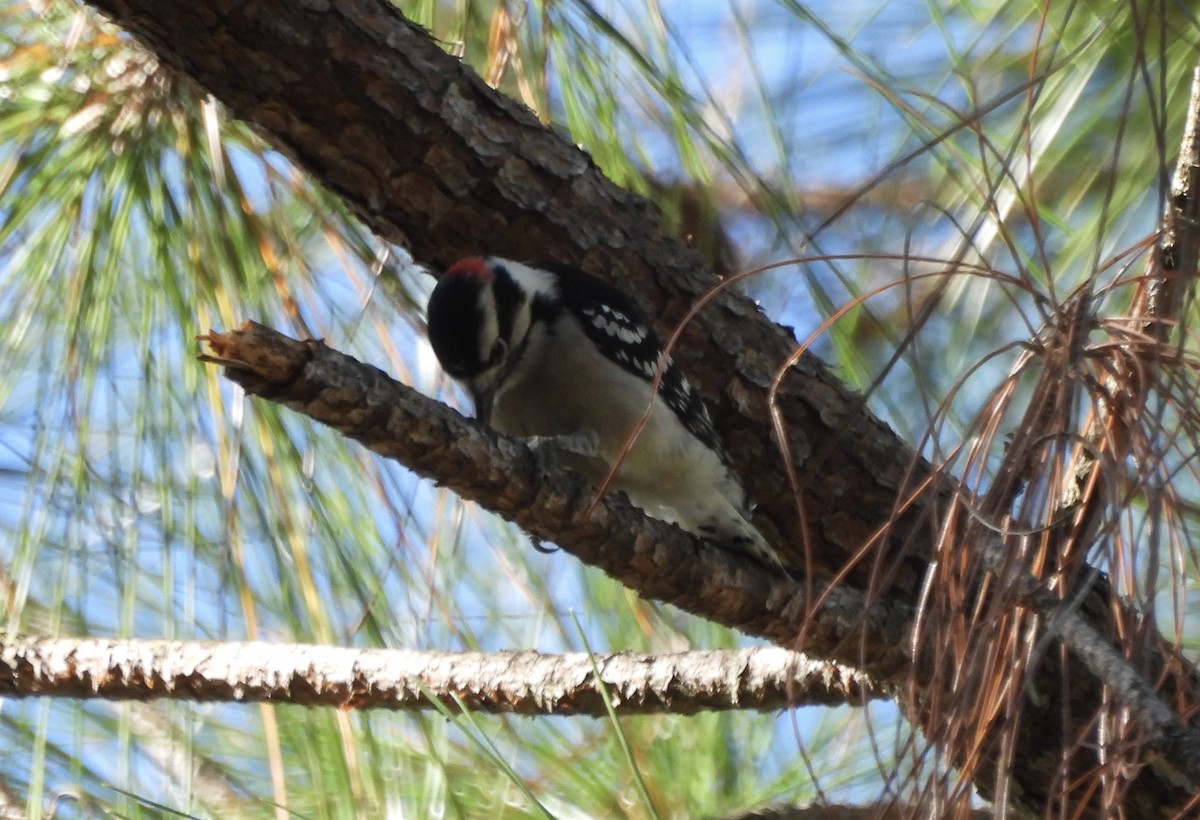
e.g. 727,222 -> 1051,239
446,257 -> 493,282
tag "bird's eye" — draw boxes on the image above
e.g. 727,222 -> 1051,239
489,339 -> 508,366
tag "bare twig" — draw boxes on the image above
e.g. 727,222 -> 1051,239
984,549 -> 1200,788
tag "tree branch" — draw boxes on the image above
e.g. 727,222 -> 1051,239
198,322 -> 913,673
83,0 -> 941,593
0,638 -> 883,716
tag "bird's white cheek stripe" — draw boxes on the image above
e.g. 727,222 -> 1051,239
477,287 -> 499,363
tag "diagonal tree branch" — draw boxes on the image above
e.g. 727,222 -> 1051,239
198,322 -> 912,672
82,0 -> 940,592
0,638 -> 884,716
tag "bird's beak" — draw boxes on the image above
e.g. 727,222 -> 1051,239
470,381 -> 495,426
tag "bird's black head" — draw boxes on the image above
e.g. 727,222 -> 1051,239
427,257 -> 504,380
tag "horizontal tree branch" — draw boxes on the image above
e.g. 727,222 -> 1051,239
0,638 -> 884,716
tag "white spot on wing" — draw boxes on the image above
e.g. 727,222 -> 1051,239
583,309 -> 649,345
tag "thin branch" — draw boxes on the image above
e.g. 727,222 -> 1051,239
1049,585 -> 1200,787
984,550 -> 1200,789
1151,63 -> 1200,323
0,638 -> 884,716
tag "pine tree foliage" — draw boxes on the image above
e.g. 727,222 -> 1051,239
0,0 -> 1198,816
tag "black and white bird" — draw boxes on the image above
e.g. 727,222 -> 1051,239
426,256 -> 780,567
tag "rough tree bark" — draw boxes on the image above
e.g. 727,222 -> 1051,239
65,0 -> 1200,814
0,639 -> 882,716
83,0 -> 938,593
192,321 -> 913,664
